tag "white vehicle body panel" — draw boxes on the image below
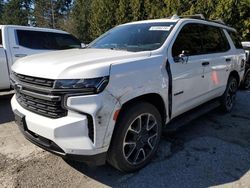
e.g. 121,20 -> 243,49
12,48 -> 151,79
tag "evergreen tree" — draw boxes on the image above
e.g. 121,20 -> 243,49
144,0 -> 166,19
89,0 -> 118,39
1,0 -> 31,25
63,0 -> 250,41
130,0 -> 147,21
0,0 -> 4,23
213,0 -> 250,37
33,0 -> 72,29
66,0 -> 91,43
116,0 -> 132,24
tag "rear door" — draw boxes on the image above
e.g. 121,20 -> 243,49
199,25 -> 231,95
0,28 -> 10,89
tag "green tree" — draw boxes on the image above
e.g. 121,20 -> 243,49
116,0 -> 132,24
0,0 -> 4,23
163,0 -> 191,16
130,0 -> 147,21
33,0 -> 72,28
89,0 -> 118,39
213,0 -> 250,37
1,0 -> 31,25
64,0 -> 91,43
184,0 -> 218,18
144,0 -> 166,19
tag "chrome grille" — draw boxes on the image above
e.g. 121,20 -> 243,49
13,73 -> 67,119
13,73 -> 54,88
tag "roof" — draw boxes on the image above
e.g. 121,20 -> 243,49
0,25 -> 68,34
121,14 -> 235,31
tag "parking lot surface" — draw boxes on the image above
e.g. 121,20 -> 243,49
1,90 -> 250,188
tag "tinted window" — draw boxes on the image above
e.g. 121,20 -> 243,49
172,24 -> 202,57
228,31 -> 243,49
16,30 -> 81,50
89,22 -> 175,52
201,25 -> 230,53
0,29 -> 2,46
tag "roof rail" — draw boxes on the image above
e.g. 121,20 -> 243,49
170,14 -> 180,20
179,14 -> 206,20
170,14 -> 226,26
210,19 -> 225,25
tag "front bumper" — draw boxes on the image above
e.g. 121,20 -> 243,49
11,91 -> 119,163
13,109 -> 106,165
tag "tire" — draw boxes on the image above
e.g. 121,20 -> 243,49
220,76 -> 238,112
107,102 -> 162,172
242,71 -> 250,90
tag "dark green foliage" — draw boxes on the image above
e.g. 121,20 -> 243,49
33,0 -> 72,28
65,0 -> 92,42
0,0 -> 31,25
0,0 -> 4,23
70,0 -> 249,42
0,0 -> 249,42
89,0 -> 118,39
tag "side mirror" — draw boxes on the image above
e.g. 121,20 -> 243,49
174,50 -> 189,63
81,43 -> 87,48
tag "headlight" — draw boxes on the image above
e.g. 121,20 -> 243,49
54,76 -> 109,94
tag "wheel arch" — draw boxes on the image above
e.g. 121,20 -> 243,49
117,93 -> 167,125
229,70 -> 240,86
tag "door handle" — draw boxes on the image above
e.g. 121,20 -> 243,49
202,61 -> 210,66
225,58 -> 231,62
15,54 -> 27,58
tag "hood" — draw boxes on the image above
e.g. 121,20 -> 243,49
12,48 -> 151,79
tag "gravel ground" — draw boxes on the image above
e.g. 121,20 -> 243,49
1,90 -> 250,188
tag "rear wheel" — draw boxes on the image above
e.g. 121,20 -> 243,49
243,71 -> 250,89
107,102 -> 162,172
220,76 -> 238,112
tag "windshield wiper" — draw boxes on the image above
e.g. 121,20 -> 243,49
109,47 -> 128,51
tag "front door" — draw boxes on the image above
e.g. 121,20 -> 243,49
168,23 -> 210,118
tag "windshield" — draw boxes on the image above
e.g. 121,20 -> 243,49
88,22 -> 175,52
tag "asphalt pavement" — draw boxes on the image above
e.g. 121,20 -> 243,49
1,90 -> 250,188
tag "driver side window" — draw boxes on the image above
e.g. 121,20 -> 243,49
172,24 -> 202,59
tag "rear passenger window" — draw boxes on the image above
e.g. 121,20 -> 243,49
172,24 -> 202,57
16,30 -> 81,50
0,30 -> 2,46
228,31 -> 243,49
201,25 -> 230,53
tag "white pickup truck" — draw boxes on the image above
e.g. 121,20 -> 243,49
0,25 -> 81,90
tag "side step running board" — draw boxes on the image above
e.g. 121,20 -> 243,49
164,99 -> 221,132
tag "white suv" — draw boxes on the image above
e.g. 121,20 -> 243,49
11,15 -> 245,172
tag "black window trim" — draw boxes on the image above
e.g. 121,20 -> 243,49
15,29 -> 81,50
171,22 -> 231,60
227,30 -> 243,49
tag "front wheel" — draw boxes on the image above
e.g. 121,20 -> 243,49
107,102 -> 162,172
220,76 -> 238,112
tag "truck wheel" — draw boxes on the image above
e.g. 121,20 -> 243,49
107,102 -> 162,172
220,76 -> 238,112
243,71 -> 250,89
